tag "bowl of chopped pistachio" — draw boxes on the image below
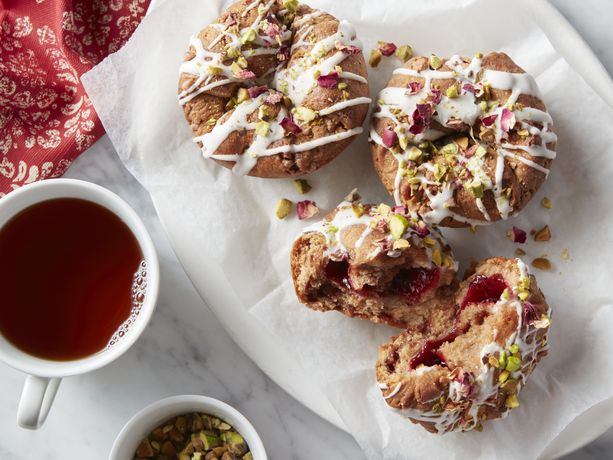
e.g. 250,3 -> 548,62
109,395 -> 266,460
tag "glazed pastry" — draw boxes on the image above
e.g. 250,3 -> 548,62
370,52 -> 556,227
376,257 -> 551,433
178,0 -> 370,177
290,198 -> 458,329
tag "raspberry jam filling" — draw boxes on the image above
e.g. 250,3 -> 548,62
409,274 -> 508,370
324,261 -> 439,302
460,274 -> 508,308
390,267 -> 440,303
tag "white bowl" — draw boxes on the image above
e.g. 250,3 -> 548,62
109,395 -> 267,460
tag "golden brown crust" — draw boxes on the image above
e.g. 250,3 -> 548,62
370,52 -> 555,227
178,0 -> 369,178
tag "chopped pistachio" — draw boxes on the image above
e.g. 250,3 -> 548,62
369,49 -> 382,67
505,394 -> 520,409
257,4 -> 267,15
399,136 -> 409,151
282,0 -> 298,13
294,106 -> 317,122
446,85 -> 458,99
470,180 -> 484,199
240,28 -> 257,45
255,121 -> 270,137
393,238 -> 410,250
293,179 -> 312,194
432,248 -> 442,266
531,257 -> 552,270
515,248 -> 526,257
498,370 -> 510,383
225,97 -> 237,109
389,214 -> 409,239
351,203 -> 364,217
407,146 -> 422,161
423,236 -> 436,247
395,44 -> 413,62
518,291 -> 529,301
541,197 -> 553,209
499,350 -> 507,369
429,54 -> 443,70
475,145 -> 487,158
344,188 -> 361,202
533,225 -> 551,242
208,66 -> 223,75
226,46 -> 240,59
377,203 -> 392,216
488,355 -> 499,368
206,118 -> 217,126
505,356 -> 522,372
561,248 -> 570,260
236,88 -> 250,104
313,69 -> 321,79
338,82 -> 348,90
455,136 -> 469,150
230,61 -> 243,76
440,143 -> 458,156
433,163 -> 447,181
501,288 -> 510,300
275,198 -> 292,219
509,344 -> 520,355
479,101 -> 488,112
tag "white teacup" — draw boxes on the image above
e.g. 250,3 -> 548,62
0,179 -> 159,430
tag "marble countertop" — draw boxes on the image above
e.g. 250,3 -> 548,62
0,0 -> 611,458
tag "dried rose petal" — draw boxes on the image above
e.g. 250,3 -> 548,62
378,42 -> 397,57
248,85 -> 268,98
429,89 -> 442,105
409,104 -> 431,135
297,200 -> 319,220
500,108 -> 516,133
481,114 -> 498,127
280,116 -> 302,135
376,219 -> 388,232
462,83 -> 476,94
261,21 -> 281,41
507,226 -> 527,244
414,221 -> 430,237
522,301 -> 540,325
392,205 -> 407,215
464,144 -> 478,158
446,118 -> 465,130
276,46 -> 289,61
238,70 -> 256,80
264,90 -> 283,105
317,72 -> 340,88
376,238 -> 393,253
338,44 -> 361,55
407,81 -> 423,95
382,126 -> 398,148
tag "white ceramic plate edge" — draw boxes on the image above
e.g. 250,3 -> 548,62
144,0 -> 613,458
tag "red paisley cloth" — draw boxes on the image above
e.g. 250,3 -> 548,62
0,0 -> 150,197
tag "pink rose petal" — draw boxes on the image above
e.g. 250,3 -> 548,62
382,126 -> 398,148
280,116 -> 302,135
409,104 -> 431,135
317,72 -> 340,88
392,205 -> 407,215
261,20 -> 281,41
338,44 -> 361,55
407,81 -> 423,95
500,107 -> 516,132
248,85 -> 268,98
462,83 -> 475,94
509,226 -> 527,243
414,221 -> 430,237
264,89 -> 283,105
378,42 -> 397,57
238,70 -> 256,80
297,200 -> 319,220
522,301 -> 540,325
429,88 -> 442,105
481,114 -> 498,127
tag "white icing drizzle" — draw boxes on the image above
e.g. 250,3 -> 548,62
370,54 -> 556,225
382,258 -> 550,433
179,1 -> 370,175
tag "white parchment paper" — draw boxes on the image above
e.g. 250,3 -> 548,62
82,0 -> 613,457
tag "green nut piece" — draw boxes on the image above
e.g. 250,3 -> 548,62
505,355 -> 522,373
395,44 -> 413,62
369,49 -> 382,67
236,88 -> 250,104
446,85 -> 458,99
283,0 -> 298,13
293,179 -> 312,194
240,28 -> 257,45
221,431 -> 248,456
407,147 -> 422,161
389,214 -> 409,240
498,350 -> 507,369
275,198 -> 293,219
294,106 -> 317,122
255,121 -> 270,137
509,344 -> 520,355
429,54 -> 443,69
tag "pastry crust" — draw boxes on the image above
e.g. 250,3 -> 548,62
375,257 -> 551,433
290,200 -> 458,329
178,0 -> 370,178
370,52 -> 556,227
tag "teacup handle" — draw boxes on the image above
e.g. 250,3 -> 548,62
17,375 -> 62,429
